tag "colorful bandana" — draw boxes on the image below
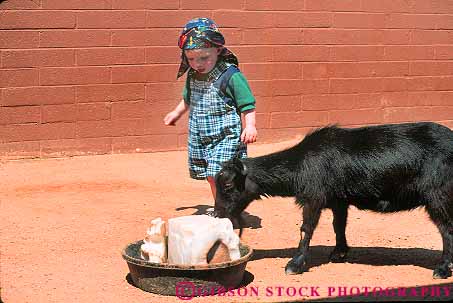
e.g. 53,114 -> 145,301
177,17 -> 239,79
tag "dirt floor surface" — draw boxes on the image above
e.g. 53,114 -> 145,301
1,139 -> 452,303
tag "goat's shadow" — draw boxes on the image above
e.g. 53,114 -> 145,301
175,204 -> 262,230
252,245 -> 443,271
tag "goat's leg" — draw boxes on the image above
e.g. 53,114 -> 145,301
433,226 -> 453,279
426,200 -> 453,279
329,202 -> 349,262
285,201 -> 322,275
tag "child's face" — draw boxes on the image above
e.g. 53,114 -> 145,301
185,48 -> 221,74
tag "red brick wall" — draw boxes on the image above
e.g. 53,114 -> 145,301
1,0 -> 452,159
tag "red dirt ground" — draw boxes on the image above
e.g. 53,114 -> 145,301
1,139 -> 452,303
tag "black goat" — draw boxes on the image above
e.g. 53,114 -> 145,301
214,122 -> 453,279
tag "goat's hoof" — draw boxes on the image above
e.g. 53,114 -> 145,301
285,258 -> 306,275
433,267 -> 452,279
329,252 -> 347,263
329,247 -> 349,263
285,265 -> 303,275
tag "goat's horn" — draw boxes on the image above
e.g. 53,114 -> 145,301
241,162 -> 247,175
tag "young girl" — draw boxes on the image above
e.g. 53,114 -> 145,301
164,18 -> 257,214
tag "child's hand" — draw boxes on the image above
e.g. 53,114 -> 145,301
164,111 -> 181,126
241,126 -> 257,144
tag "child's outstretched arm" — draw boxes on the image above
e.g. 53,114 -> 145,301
241,109 -> 257,144
164,99 -> 188,126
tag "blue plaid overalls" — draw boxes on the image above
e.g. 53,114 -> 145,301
187,62 -> 247,180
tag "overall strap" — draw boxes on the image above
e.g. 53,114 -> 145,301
185,69 -> 194,104
213,65 -> 240,107
185,65 -> 239,105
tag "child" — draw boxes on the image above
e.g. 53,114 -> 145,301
164,17 -> 257,214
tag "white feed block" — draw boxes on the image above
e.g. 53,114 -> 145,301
167,215 -> 240,265
140,217 -> 167,263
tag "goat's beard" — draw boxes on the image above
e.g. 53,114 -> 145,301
213,202 -> 244,238
228,215 -> 244,238
237,216 -> 244,238
228,204 -> 249,238
228,196 -> 260,238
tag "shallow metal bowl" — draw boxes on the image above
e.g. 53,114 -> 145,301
122,240 -> 253,296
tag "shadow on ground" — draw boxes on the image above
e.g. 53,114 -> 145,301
252,245 -> 443,271
175,204 -> 262,230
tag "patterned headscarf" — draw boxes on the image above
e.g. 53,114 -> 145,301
177,17 -> 239,79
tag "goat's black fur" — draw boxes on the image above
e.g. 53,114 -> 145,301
215,122 -> 453,278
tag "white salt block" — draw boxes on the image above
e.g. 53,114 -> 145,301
167,215 -> 240,265
140,217 -> 167,263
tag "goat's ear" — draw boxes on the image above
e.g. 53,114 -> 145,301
245,176 -> 259,194
233,158 -> 247,176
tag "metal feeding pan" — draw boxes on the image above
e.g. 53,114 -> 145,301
122,240 -> 253,296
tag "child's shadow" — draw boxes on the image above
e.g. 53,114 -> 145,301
175,204 -> 262,230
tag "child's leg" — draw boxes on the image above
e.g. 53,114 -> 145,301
207,176 -> 216,200
207,176 -> 228,218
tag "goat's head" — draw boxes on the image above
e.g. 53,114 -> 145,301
214,158 -> 261,236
